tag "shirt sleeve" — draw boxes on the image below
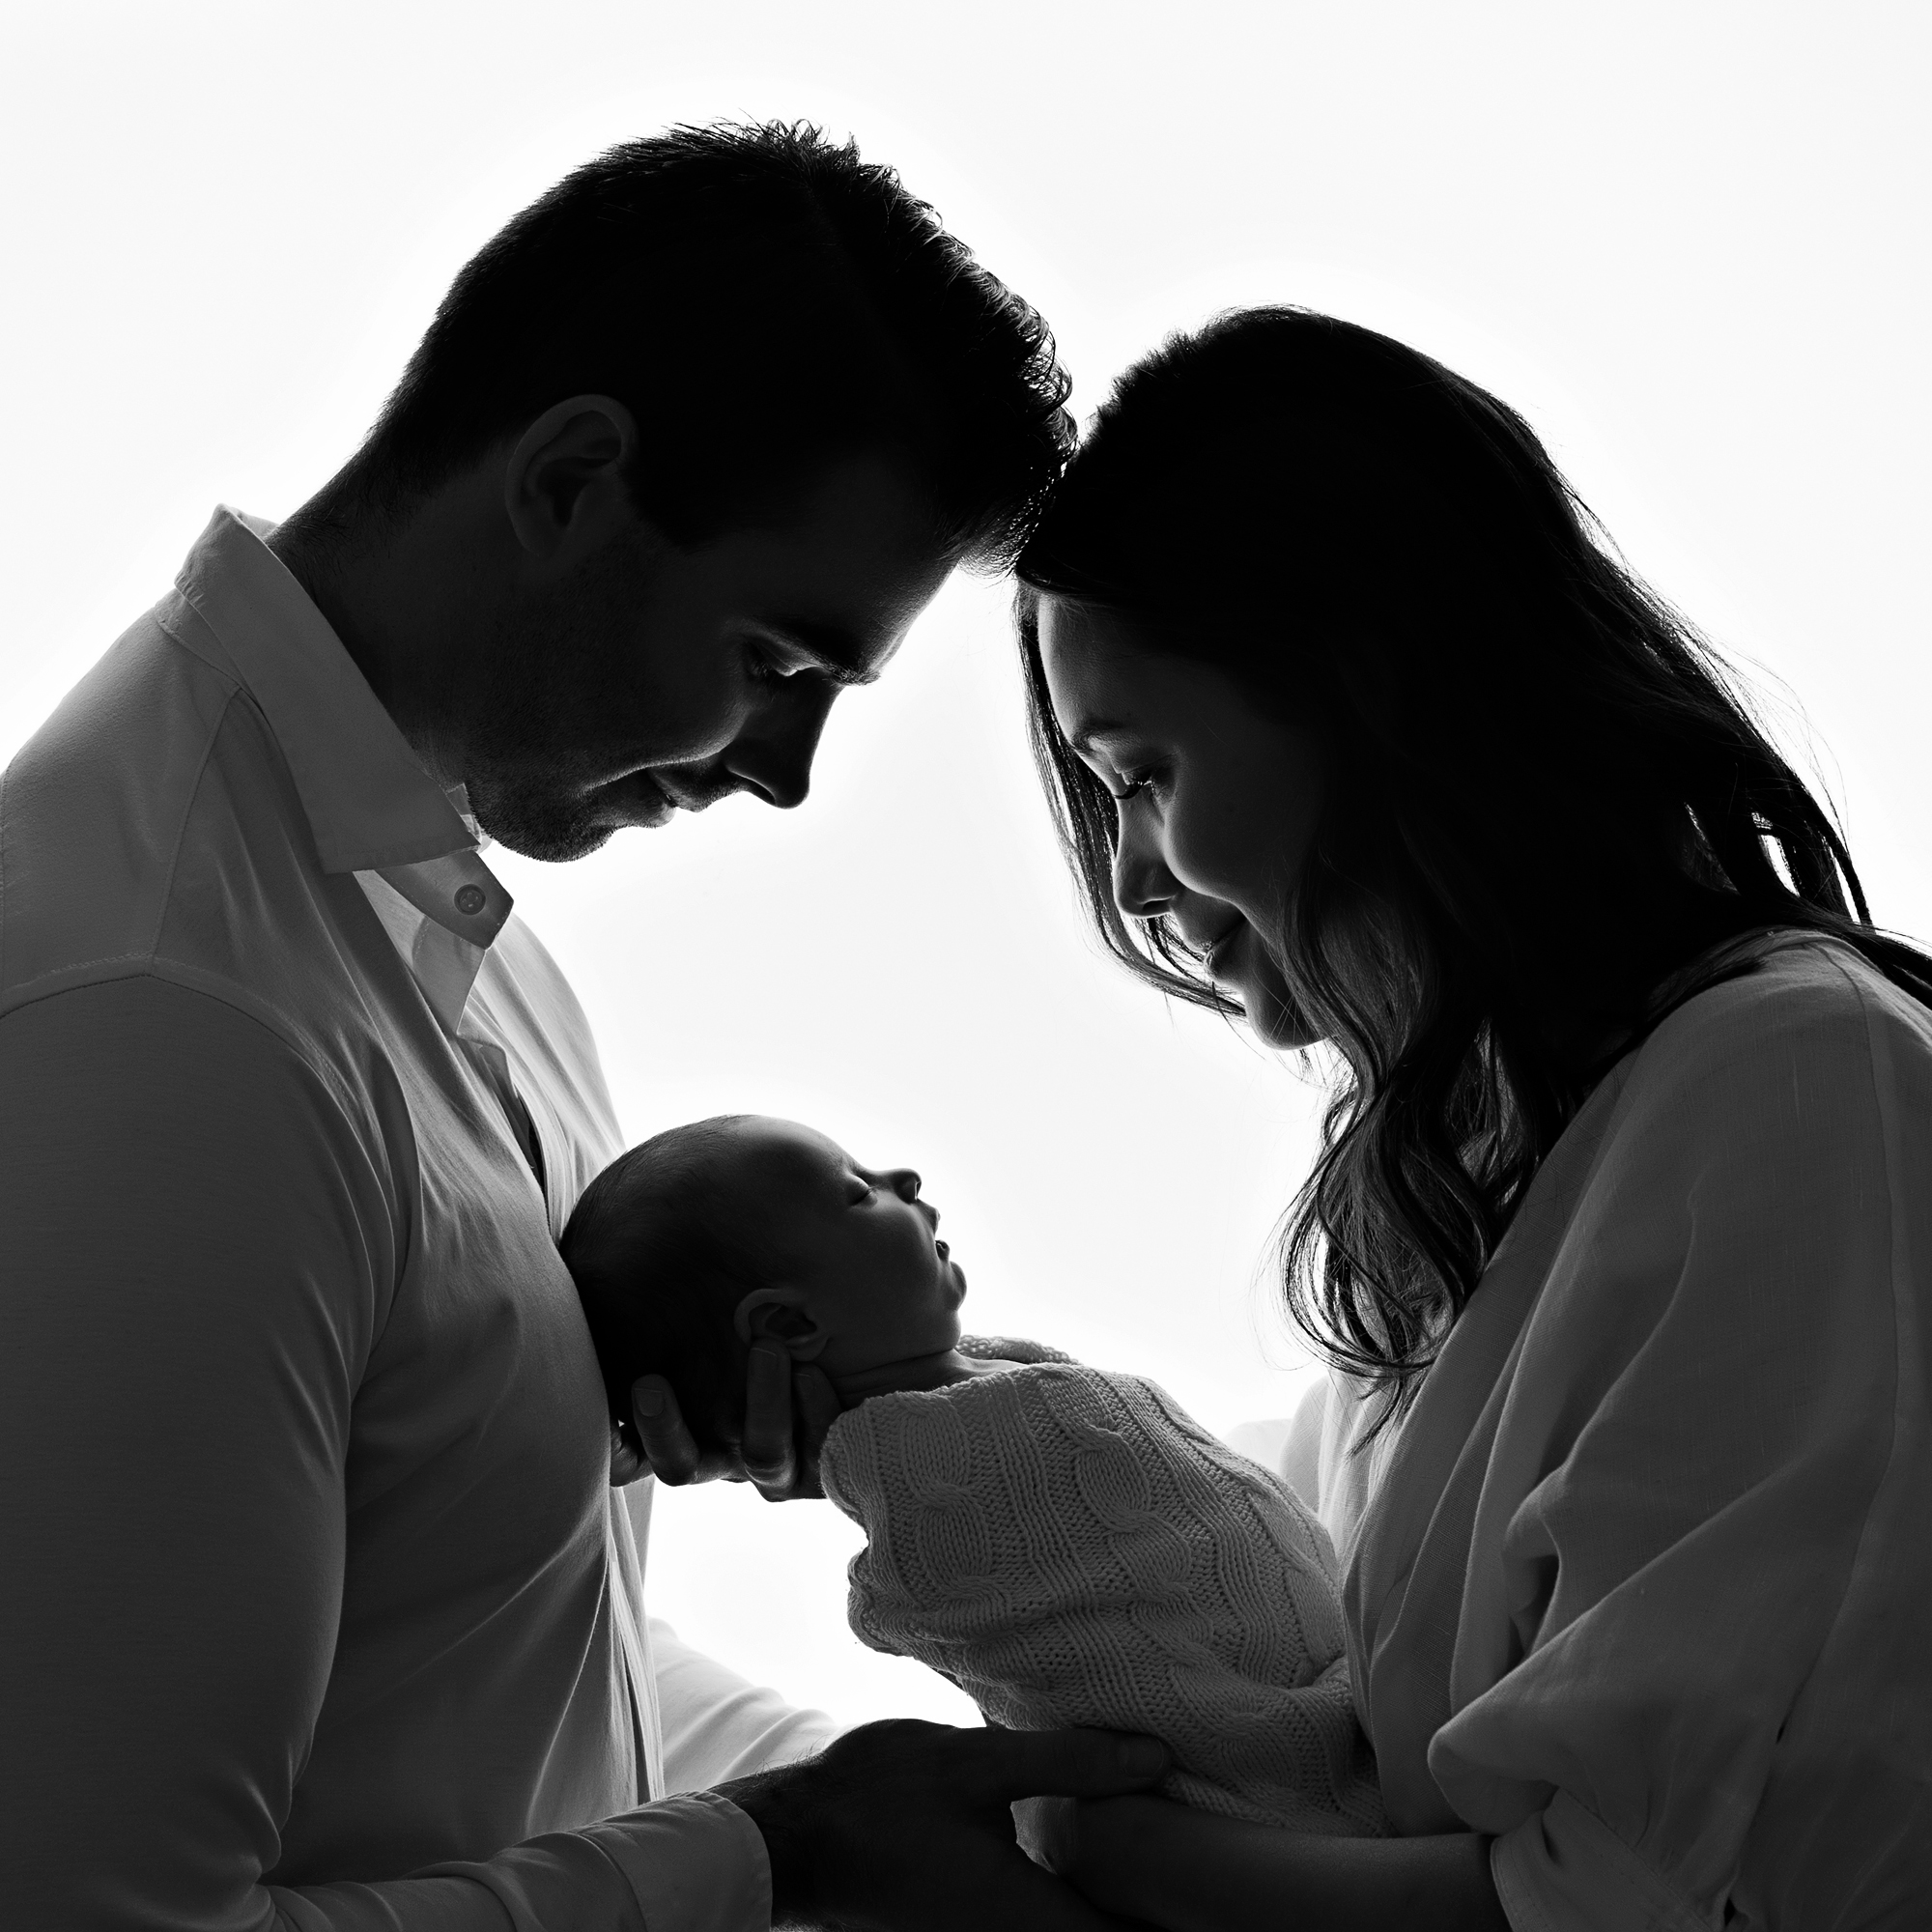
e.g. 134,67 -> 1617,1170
0,976 -> 768,1932
1423,951 -> 1932,1928
651,1619 -> 846,1793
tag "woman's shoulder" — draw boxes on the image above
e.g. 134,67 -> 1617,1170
1623,929 -> 1932,1110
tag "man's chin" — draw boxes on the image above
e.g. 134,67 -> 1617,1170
467,783 -> 617,865
488,821 -> 617,865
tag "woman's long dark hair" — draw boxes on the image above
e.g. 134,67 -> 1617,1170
1015,306 -> 1932,1421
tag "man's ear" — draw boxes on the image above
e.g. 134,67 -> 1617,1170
501,393 -> 646,560
733,1288 -> 830,1361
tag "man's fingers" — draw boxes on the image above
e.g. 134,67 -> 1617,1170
740,1341 -> 797,1498
608,1423 -> 647,1489
791,1363 -> 842,1500
960,1726 -> 1170,1806
630,1376 -> 702,1487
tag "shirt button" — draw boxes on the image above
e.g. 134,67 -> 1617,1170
454,884 -> 487,917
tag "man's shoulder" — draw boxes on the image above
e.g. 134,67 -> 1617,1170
2,594 -> 314,1011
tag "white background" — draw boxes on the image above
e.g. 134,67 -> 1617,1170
4,2 -> 1926,1729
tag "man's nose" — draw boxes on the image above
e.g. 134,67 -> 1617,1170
1112,810 -> 1178,922
722,684 -> 836,810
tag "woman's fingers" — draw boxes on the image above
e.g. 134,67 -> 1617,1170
1012,1794 -> 1075,1871
740,1341 -> 798,1498
629,1374 -> 703,1487
980,1838 -> 1163,1932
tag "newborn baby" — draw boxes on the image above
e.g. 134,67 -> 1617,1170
561,1115 -> 1385,1834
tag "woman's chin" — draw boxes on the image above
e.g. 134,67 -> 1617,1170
1239,980 -> 1322,1051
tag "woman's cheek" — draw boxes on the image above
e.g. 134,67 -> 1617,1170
1165,812 -> 1245,911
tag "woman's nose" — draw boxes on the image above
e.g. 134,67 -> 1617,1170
1112,810 -> 1177,922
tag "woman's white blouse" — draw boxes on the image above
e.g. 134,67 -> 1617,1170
1313,933 -> 1930,1928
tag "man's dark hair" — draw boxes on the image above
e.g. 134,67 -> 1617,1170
339,121 -> 1071,567
561,1118 -> 775,1457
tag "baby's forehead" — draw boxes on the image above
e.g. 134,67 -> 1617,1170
712,1119 -> 851,1196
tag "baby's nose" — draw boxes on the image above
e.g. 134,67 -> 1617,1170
886,1167 -> 922,1202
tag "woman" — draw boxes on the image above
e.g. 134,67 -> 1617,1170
1010,308 -> 1932,1928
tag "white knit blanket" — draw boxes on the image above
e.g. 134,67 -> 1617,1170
820,1358 -> 1387,1833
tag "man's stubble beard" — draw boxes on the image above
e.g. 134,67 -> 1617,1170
460,536 -> 658,864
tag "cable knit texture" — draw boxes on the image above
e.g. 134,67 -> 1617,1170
820,1356 -> 1387,1833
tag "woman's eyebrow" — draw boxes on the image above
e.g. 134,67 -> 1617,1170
1067,717 -> 1134,753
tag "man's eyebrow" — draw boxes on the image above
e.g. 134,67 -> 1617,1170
768,620 -> 881,688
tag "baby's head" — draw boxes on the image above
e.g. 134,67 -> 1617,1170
561,1115 -> 968,1454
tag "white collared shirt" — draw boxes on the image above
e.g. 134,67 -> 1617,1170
0,508 -> 836,1929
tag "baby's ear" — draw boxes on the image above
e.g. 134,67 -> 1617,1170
733,1288 -> 828,1361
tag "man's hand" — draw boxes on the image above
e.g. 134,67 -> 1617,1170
719,1719 -> 1170,1931
607,1339 -> 842,1500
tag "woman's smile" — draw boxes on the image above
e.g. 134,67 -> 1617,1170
1034,597 -> 1327,1049
1199,921 -> 1246,977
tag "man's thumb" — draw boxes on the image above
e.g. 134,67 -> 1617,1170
970,1725 -> 1170,1803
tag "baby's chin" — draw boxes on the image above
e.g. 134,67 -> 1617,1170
822,1323 -> 964,1381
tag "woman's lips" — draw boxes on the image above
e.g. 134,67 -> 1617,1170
1204,923 -> 1245,978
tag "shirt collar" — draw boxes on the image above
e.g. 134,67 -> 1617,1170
173,505 -> 480,877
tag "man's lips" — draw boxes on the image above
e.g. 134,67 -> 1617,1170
609,769 -> 742,824
612,769 -> 732,827
606,771 -> 675,826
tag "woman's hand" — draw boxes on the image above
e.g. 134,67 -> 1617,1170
1016,1796 -> 1183,1919
723,1719 -> 1171,1931
1018,1795 -> 1509,1932
607,1339 -> 843,1500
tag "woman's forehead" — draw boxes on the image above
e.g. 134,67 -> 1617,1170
1037,595 -> 1164,665
1037,599 -> 1153,732
1038,597 -> 1243,749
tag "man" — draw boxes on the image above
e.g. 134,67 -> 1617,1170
0,124 -> 1162,1930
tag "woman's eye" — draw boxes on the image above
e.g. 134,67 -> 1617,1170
1109,770 -> 1158,804
746,645 -> 800,687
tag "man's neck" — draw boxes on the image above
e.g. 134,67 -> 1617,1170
269,469 -> 502,789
